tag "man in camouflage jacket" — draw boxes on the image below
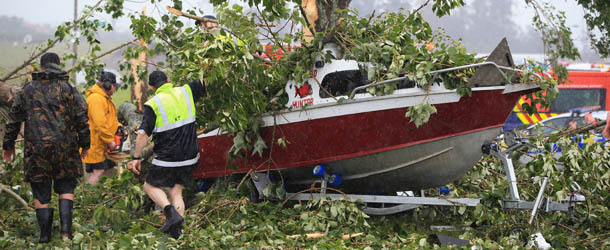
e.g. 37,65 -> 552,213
2,53 -> 90,243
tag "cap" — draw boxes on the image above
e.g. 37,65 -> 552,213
100,71 -> 122,89
148,71 -> 167,88
40,52 -> 60,69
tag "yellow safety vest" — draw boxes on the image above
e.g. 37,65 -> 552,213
145,83 -> 196,133
145,83 -> 199,167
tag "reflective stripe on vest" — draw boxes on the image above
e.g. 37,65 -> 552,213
152,153 -> 200,167
152,96 -> 170,126
146,83 -> 196,133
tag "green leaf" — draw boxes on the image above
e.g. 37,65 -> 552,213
73,232 -> 84,244
405,103 -> 437,127
252,136 -> 267,157
458,206 -> 466,215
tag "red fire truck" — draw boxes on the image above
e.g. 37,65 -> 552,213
503,63 -> 610,131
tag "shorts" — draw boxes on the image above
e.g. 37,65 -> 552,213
146,163 -> 197,188
86,159 -> 116,173
30,177 -> 77,204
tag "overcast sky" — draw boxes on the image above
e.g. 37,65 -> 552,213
0,0 -> 591,49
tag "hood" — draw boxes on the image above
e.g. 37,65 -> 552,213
86,84 -> 108,99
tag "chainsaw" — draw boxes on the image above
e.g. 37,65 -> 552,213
107,126 -> 127,154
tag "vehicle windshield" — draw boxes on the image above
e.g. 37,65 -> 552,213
550,89 -> 605,113
527,116 -> 587,136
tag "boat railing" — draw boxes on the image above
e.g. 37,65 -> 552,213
350,62 -> 548,97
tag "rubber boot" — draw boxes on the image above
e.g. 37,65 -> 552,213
169,220 -> 183,239
159,205 -> 183,239
59,199 -> 74,239
35,208 -> 54,243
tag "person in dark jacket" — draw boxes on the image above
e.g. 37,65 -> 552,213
2,53 -> 90,243
127,71 -> 205,239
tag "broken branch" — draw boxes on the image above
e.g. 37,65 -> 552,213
0,184 -> 34,210
285,232 -> 364,240
166,6 -> 276,27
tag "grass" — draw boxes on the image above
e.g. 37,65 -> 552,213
0,41 -> 132,106
0,41 -> 123,84
111,86 -> 132,107
0,42 -> 39,77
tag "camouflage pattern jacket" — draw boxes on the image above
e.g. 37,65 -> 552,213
2,70 -> 90,182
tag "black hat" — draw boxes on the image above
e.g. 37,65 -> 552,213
100,71 -> 122,89
40,53 -> 60,69
148,71 -> 168,88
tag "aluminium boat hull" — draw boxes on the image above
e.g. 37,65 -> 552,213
194,84 -> 538,193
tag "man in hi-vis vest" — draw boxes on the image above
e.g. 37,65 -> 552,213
127,71 -> 205,239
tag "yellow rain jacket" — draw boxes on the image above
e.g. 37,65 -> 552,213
83,84 -> 120,164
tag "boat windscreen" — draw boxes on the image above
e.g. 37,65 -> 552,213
319,70 -> 415,98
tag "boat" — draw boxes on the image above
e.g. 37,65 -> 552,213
193,39 -> 541,194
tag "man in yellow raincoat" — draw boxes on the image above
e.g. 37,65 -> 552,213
83,71 -> 122,185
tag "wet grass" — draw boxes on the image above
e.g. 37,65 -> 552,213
0,41 -> 123,84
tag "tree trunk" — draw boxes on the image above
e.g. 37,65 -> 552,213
0,82 -> 20,144
0,83 -> 17,108
0,83 -> 18,136
130,6 -> 149,112
302,0 -> 351,43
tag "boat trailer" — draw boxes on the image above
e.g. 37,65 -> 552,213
251,136 -> 586,221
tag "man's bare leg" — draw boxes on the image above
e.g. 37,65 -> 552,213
59,193 -> 74,200
166,184 -> 185,238
143,182 -> 171,209
102,168 -> 114,178
145,182 -> 182,238
34,199 -> 50,209
168,184 -> 185,216
87,169 -> 105,185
